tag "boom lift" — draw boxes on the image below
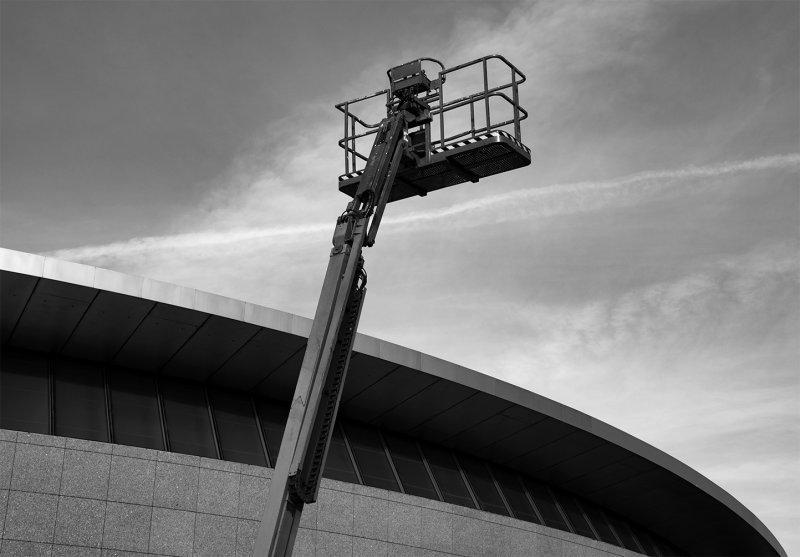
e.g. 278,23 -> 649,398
253,56 -> 530,557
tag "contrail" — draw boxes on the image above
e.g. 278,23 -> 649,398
50,153 -> 800,262
51,222 -> 331,261
383,153 -> 800,226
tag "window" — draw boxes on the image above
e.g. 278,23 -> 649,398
255,398 -> 289,466
210,390 -> 266,466
0,348 -> 49,434
108,368 -> 163,450
581,500 -> 621,546
522,478 -> 570,532
54,359 -> 108,442
457,454 -> 509,515
491,465 -> 540,523
343,421 -> 398,491
655,539 -> 686,557
322,423 -> 359,483
420,443 -> 475,508
160,379 -> 216,457
630,524 -> 660,556
607,512 -> 643,552
384,432 -> 439,500
554,491 -> 596,539
0,351 -> 678,555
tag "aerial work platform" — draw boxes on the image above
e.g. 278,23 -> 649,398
255,54 -> 532,557
336,55 -> 531,203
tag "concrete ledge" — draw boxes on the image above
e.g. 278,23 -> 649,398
0,430 -> 643,557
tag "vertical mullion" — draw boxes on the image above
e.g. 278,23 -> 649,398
155,377 -> 170,452
575,497 -> 601,541
486,464 -> 513,518
251,397 -> 271,467
629,527 -> 647,555
415,440 -> 443,502
606,513 -> 634,551
103,367 -> 114,444
378,429 -> 404,494
651,536 -> 665,557
204,387 -> 222,460
596,505 -> 624,547
453,452 -> 480,510
547,485 -> 575,534
339,422 -> 363,485
47,355 -> 55,436
519,473 -> 545,525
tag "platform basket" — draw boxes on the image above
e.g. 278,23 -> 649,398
336,55 -> 532,203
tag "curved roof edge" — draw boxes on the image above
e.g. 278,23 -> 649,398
0,247 -> 786,557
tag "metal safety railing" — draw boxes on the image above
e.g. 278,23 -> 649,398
336,55 -> 528,176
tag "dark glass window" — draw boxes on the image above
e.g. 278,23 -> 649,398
581,501 -> 620,545
491,466 -> 540,523
653,540 -> 674,557
383,432 -> 439,500
255,398 -> 289,466
523,477 -> 570,532
420,443 -> 475,508
210,390 -> 266,466
54,359 -> 108,442
555,491 -> 595,539
323,423 -> 359,483
108,368 -> 164,450
656,540 -> 686,557
0,349 -> 49,434
607,512 -> 643,552
457,454 -> 509,515
342,421 -> 398,491
160,379 -> 216,458
630,524 -> 660,556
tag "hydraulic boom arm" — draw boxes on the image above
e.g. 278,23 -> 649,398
252,111 -> 408,557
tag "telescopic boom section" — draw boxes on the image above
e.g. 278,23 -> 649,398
252,102 -> 414,557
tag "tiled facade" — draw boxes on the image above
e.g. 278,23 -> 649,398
0,429 -> 643,557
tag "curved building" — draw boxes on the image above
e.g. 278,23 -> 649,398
0,248 -> 786,557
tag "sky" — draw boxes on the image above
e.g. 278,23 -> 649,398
1,0 -> 798,553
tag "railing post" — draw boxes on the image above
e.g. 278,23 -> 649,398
350,117 -> 356,172
470,100 -> 475,138
512,67 -> 521,141
439,72 -> 445,150
483,58 -> 490,132
344,104 -> 349,175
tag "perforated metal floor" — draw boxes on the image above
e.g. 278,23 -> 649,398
339,130 -> 532,203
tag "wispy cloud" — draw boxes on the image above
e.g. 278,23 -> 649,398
49,153 -> 800,265
494,242 -> 798,379
374,236 -> 798,386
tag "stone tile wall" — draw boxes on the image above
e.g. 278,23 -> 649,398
0,430 -> 641,557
